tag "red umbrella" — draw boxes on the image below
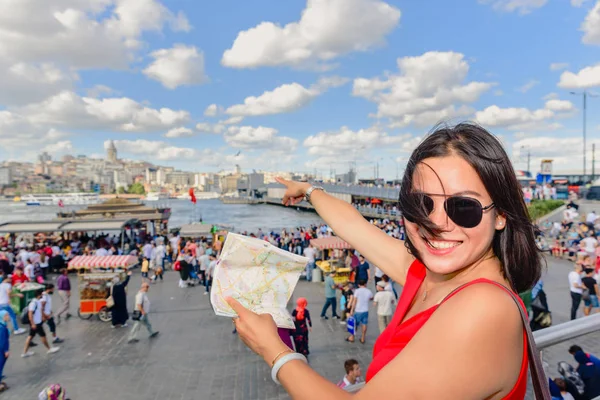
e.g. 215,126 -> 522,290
371,198 -> 382,204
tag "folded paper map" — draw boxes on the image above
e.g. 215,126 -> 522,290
210,233 -> 308,329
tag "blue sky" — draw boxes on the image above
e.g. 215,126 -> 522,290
0,0 -> 599,178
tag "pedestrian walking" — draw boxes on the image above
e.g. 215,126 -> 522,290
128,282 -> 159,343
569,262 -> 585,320
583,268 -> 600,316
0,277 -> 25,335
41,284 -> 63,344
204,255 -> 216,295
55,269 -> 72,324
320,271 -> 339,320
347,280 -> 373,344
291,298 -> 312,356
110,271 -> 131,328
22,289 -> 60,357
0,310 -> 10,392
373,281 -> 395,333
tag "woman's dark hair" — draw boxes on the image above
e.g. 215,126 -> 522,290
398,122 -> 542,293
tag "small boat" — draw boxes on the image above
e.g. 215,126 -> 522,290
26,201 -> 41,206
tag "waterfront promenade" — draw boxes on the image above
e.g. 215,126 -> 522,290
1,252 -> 594,399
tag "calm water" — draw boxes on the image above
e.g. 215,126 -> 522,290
0,199 -> 324,233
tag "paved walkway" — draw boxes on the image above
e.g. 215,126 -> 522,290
1,252 -> 597,399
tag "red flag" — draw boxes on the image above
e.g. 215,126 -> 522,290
58,199 -> 64,208
189,188 -> 197,204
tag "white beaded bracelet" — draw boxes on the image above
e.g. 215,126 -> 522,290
271,352 -> 307,385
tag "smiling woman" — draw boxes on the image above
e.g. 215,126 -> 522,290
228,122 -> 550,399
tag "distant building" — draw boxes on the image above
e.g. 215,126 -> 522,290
38,152 -> 51,164
0,167 -> 11,186
106,140 -> 118,163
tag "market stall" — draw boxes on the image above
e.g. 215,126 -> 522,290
67,255 -> 138,322
310,237 -> 353,285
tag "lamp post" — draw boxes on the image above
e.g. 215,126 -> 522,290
570,90 -> 598,178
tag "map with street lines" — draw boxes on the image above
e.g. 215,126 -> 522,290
210,233 -> 308,329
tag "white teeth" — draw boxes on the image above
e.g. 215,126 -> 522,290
426,240 -> 460,249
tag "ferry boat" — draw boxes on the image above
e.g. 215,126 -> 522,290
144,192 -> 170,202
21,193 -> 100,206
176,191 -> 220,200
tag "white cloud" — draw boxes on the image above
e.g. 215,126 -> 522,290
164,127 -> 195,138
109,139 -> 234,163
224,126 -> 298,151
43,140 -> 74,154
221,0 -> 400,69
512,136 -> 600,172
0,0 -> 190,70
220,116 -> 244,125
572,0 -> 591,6
545,99 -> 575,112
550,62 -> 569,71
543,92 -> 559,100
19,90 -> 190,133
225,77 -> 347,117
494,89 -> 504,96
304,126 -> 414,157
582,1 -> 600,45
143,44 -> 207,89
204,104 -> 221,117
353,51 -> 493,128
0,109 -> 72,151
558,64 -> 600,89
475,98 -> 574,130
517,79 -> 540,93
196,122 -> 225,134
479,0 -> 548,15
86,84 -> 116,98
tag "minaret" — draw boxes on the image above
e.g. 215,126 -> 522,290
107,140 -> 117,163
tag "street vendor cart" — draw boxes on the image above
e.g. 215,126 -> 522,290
67,255 -> 138,322
10,282 -> 45,314
310,237 -> 353,285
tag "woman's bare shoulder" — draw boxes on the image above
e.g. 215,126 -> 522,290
358,282 -> 524,399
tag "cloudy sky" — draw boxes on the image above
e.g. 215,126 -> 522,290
0,0 -> 599,178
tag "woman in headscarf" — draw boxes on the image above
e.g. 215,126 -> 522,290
574,350 -> 600,398
291,298 -> 312,357
0,310 -> 10,392
109,271 -> 131,328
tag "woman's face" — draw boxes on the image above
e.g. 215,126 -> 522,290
404,155 -> 505,276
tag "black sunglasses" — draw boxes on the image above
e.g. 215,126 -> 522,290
402,193 -> 495,229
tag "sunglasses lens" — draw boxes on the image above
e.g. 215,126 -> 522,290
445,197 -> 483,228
401,193 -> 434,223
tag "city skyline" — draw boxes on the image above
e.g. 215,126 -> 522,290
0,0 -> 599,177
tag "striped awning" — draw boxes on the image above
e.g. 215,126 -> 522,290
310,237 -> 352,250
68,255 -> 138,270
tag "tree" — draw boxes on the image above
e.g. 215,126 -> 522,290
117,186 -> 126,194
128,182 -> 145,195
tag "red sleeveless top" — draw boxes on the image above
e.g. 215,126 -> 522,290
366,260 -> 528,399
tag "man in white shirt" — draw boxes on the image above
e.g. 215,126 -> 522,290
348,280 -> 373,344
198,253 -> 210,286
581,235 -> 598,258
95,247 -> 108,257
24,259 -> 35,281
373,281 -> 396,333
128,282 -> 159,343
41,284 -> 63,344
587,211 -> 598,225
569,263 -> 585,320
204,255 -> 217,295
303,244 -> 316,282
0,277 -> 26,334
22,289 -> 60,357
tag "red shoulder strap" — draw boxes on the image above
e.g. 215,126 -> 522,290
439,279 -> 551,400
